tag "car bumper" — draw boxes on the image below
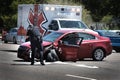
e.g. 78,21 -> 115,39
112,43 -> 120,47
17,46 -> 31,60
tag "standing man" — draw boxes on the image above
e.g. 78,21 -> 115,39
27,25 -> 45,65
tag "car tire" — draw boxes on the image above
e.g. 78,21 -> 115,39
114,48 -> 120,53
13,37 -> 17,44
115,49 -> 120,53
46,49 -> 59,62
4,37 -> 8,43
92,48 -> 104,61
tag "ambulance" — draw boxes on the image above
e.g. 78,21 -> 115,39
17,4 -> 91,44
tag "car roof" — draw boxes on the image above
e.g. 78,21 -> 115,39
13,27 -> 18,29
53,18 -> 80,21
10,27 -> 18,30
57,29 -> 99,36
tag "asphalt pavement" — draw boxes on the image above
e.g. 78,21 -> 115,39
0,38 -> 120,80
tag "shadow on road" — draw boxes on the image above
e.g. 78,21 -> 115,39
11,60 -> 31,66
11,63 -> 32,66
0,50 -> 17,52
11,59 -> 42,66
11,63 -> 43,66
13,60 -> 29,62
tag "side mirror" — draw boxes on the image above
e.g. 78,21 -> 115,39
48,24 -> 58,30
116,32 -> 120,35
58,40 -> 63,45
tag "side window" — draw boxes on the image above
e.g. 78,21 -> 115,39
61,33 -> 79,45
13,29 -> 17,32
49,20 -> 59,30
78,32 -> 95,40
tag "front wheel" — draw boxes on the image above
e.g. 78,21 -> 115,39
92,48 -> 105,61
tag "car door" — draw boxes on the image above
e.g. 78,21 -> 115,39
58,33 -> 83,61
6,29 -> 13,41
48,20 -> 59,31
77,32 -> 96,59
11,28 -> 17,42
7,28 -> 17,42
78,40 -> 93,58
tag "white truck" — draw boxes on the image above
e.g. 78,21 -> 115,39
17,4 -> 91,44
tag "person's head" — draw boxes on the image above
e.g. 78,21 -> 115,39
27,25 -> 33,30
29,25 -> 32,27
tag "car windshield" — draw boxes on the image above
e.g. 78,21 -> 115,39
43,32 -> 63,42
59,20 -> 87,29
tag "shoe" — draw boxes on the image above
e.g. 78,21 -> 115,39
31,62 -> 34,65
40,62 -> 45,65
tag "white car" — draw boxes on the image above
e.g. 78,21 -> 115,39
4,27 -> 18,44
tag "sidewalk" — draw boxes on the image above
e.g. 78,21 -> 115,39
0,43 -> 19,52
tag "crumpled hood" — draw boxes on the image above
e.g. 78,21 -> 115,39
42,41 -> 52,47
21,41 -> 31,48
20,41 -> 52,48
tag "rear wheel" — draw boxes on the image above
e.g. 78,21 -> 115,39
13,37 -> 17,44
4,37 -> 8,43
4,40 -> 8,43
92,48 -> 104,61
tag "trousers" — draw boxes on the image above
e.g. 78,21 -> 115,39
30,39 -> 43,64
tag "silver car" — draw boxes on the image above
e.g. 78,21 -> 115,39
4,28 -> 18,44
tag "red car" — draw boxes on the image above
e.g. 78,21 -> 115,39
17,29 -> 112,61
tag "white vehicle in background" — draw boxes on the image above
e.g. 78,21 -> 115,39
4,27 -> 18,44
17,4 -> 95,44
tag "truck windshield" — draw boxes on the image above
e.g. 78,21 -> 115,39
59,20 -> 87,29
43,32 -> 63,42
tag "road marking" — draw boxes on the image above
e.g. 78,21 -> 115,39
36,61 -> 99,69
54,61 -> 99,69
71,64 -> 98,68
66,74 -> 97,80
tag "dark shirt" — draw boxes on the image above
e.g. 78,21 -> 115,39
27,26 -> 42,42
